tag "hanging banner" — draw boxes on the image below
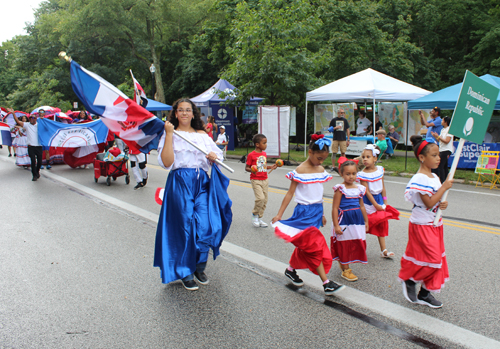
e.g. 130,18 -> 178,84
406,109 -> 431,145
290,107 -> 296,136
242,106 -> 258,124
448,141 -> 500,169
315,103 -> 355,135
213,103 -> 235,151
259,106 -> 280,157
279,106 -> 290,153
378,103 -> 406,143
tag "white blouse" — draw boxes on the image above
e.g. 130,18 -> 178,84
438,127 -> 454,153
357,166 -> 384,195
157,130 -> 223,172
357,166 -> 385,215
286,170 -> 332,205
404,173 -> 442,226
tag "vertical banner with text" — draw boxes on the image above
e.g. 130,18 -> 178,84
213,103 -> 235,151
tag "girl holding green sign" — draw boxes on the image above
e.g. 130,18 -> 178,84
399,135 -> 453,309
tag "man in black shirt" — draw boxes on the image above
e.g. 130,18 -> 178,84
328,108 -> 350,169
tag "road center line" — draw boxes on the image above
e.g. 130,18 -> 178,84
39,168 -> 500,349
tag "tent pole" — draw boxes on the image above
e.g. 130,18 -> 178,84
405,108 -> 409,170
373,98 -> 376,142
304,100 -> 308,158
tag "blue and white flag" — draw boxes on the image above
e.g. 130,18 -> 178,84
70,60 -> 164,153
37,118 -> 109,147
0,122 -> 12,146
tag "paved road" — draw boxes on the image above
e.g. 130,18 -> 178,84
1,150 -> 499,349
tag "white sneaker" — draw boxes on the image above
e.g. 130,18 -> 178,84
259,219 -> 268,228
252,214 -> 260,227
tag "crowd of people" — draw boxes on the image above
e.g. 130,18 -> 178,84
2,101 -> 454,309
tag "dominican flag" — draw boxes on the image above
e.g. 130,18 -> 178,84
0,107 -> 7,119
130,70 -> 148,108
70,61 -> 164,153
37,118 -> 109,147
3,111 -> 28,128
0,122 -> 12,146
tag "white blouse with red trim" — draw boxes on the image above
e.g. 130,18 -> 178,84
404,173 -> 443,226
286,170 -> 332,205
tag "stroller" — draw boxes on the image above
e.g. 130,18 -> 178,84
93,151 -> 130,186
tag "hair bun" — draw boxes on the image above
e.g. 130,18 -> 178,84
311,134 -> 324,142
410,135 -> 423,147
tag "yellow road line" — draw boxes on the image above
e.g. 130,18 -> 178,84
228,179 -> 500,235
150,165 -> 500,235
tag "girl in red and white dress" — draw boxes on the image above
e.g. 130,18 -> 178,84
357,144 -> 399,258
272,134 -> 344,295
331,159 -> 369,282
399,135 -> 453,309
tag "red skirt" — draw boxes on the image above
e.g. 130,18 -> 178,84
330,236 -> 367,265
367,205 -> 400,237
275,226 -> 332,274
398,222 -> 449,292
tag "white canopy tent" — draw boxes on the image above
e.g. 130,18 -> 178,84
304,68 -> 432,156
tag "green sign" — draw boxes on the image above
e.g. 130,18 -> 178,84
449,70 -> 500,144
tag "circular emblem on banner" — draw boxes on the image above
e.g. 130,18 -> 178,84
218,108 -> 228,119
463,117 -> 474,136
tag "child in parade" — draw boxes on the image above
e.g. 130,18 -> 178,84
357,145 -> 399,258
331,159 -> 369,282
399,135 -> 453,308
13,115 -> 30,168
271,134 -> 344,295
153,98 -> 231,291
246,134 -> 277,228
129,147 -> 149,190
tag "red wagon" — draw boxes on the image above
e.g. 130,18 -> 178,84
93,153 -> 130,186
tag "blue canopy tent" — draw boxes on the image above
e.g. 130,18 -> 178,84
145,98 -> 172,111
408,74 -> 500,110
191,79 -> 263,150
407,74 -> 500,169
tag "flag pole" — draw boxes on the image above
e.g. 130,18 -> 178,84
173,130 -> 234,173
433,138 -> 465,226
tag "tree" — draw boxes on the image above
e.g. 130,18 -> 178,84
317,0 -> 422,85
221,0 -> 323,106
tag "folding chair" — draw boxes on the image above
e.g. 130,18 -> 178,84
475,151 -> 500,189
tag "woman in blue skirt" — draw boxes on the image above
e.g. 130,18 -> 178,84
154,98 -> 231,291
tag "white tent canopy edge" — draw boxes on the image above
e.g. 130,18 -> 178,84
304,68 -> 432,157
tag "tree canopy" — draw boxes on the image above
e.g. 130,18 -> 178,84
1,0 -> 500,120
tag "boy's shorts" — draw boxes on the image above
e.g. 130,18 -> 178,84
42,145 -> 50,151
331,140 -> 347,154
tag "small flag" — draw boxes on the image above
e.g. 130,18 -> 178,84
130,70 -> 149,108
0,122 -> 12,146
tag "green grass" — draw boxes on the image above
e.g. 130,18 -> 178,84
227,148 -> 480,183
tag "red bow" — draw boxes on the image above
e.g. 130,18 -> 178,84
337,156 -> 359,166
311,134 -> 324,142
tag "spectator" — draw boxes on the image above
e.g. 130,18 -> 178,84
328,108 -> 350,170
387,125 -> 400,149
356,110 -> 372,136
216,125 -> 228,150
419,107 -> 443,144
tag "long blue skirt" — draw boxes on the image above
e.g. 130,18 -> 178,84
153,167 -> 232,284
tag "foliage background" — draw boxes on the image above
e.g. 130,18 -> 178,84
1,0 -> 500,141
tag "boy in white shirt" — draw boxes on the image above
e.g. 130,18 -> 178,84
216,125 -> 228,150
